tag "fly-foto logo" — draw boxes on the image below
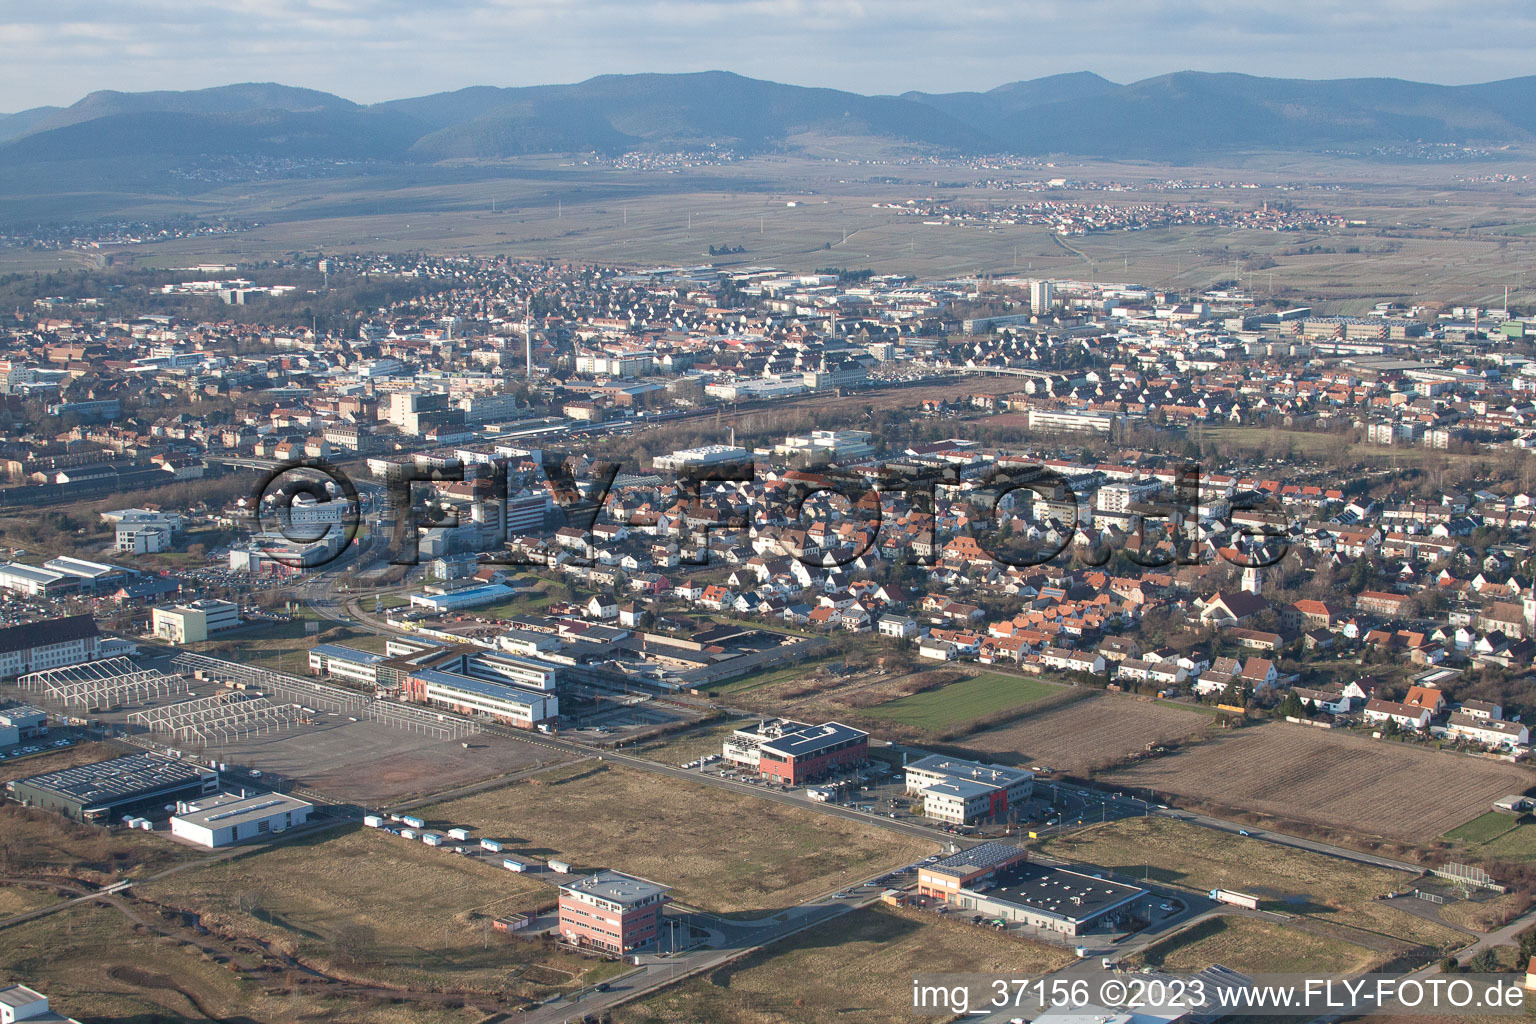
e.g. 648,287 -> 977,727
246,456 -> 1293,572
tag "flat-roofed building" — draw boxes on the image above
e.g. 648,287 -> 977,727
917,842 -> 1032,899
170,792 -> 313,848
722,718 -> 867,784
0,704 -> 47,739
0,562 -> 74,598
152,599 -> 240,644
403,668 -> 557,728
308,643 -> 388,687
558,870 -> 670,954
7,753 -> 218,824
408,582 -> 516,613
0,983 -> 83,1023
963,864 -> 1145,937
905,755 -> 1034,823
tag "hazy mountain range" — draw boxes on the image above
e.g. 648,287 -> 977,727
4,70 -> 1536,166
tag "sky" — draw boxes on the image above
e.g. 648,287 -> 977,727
4,0 -> 1536,111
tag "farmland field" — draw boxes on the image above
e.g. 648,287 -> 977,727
864,673 -> 1062,732
136,825 -> 624,1000
612,903 -> 1072,1024
960,692 -> 1214,772
1039,817 -> 1466,952
1136,915 -> 1384,975
420,762 -> 937,913
1102,723 -> 1535,842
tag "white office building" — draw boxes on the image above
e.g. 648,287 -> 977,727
905,754 -> 1034,824
151,599 -> 240,644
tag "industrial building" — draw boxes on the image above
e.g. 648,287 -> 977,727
964,865 -> 1145,937
0,615 -> 101,678
917,842 -> 1033,898
0,983 -> 83,1023
310,639 -> 561,730
920,844 -> 1146,937
170,792 -> 313,848
557,870 -> 670,954
151,599 -> 240,644
7,753 -> 218,824
0,704 -> 47,740
40,556 -> 136,595
652,445 -> 752,471
904,755 -> 1034,824
307,643 -> 388,687
408,582 -> 517,613
722,718 -> 868,784
0,562 -> 77,598
404,669 -> 558,728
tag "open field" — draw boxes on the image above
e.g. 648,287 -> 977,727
187,617 -> 380,675
136,825 -> 624,1000
1437,891 -> 1532,932
0,803 -> 200,883
613,903 -> 1073,1024
1102,723 -> 1535,843
960,691 -> 1215,772
1447,813 -> 1536,867
421,762 -> 938,914
637,719 -> 750,764
0,902 -> 493,1024
1039,817 -> 1467,953
1195,425 -> 1506,469
0,882 -> 66,918
1135,915 -> 1384,975
21,151 -> 1536,309
707,655 -> 843,696
864,673 -> 1062,732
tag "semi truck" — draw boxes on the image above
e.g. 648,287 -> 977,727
1209,889 -> 1260,910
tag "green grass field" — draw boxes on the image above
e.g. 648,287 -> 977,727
1445,811 -> 1529,845
1446,812 -> 1536,863
864,673 -> 1061,731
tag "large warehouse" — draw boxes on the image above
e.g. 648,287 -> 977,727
919,843 -> 1145,936
170,792 -> 313,848
722,718 -> 868,784
8,753 -> 218,824
905,755 -> 1035,824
